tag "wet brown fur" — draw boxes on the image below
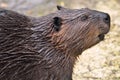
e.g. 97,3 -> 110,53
0,6 -> 110,80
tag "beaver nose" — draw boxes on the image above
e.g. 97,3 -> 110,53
103,13 -> 110,24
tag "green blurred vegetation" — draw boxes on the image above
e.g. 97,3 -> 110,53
0,0 -> 120,80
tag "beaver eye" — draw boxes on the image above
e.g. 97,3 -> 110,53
81,15 -> 88,21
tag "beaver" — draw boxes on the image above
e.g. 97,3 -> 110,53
0,6 -> 110,80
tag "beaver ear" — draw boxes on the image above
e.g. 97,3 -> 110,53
53,17 -> 62,31
57,5 -> 66,10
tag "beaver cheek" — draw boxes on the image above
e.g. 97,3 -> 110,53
85,39 -> 98,49
83,34 -> 99,50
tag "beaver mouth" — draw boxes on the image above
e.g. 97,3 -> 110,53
98,34 -> 105,40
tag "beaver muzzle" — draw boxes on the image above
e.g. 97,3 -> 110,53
98,13 -> 110,41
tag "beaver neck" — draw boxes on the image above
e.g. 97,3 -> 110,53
33,40 -> 76,80
28,35 -> 76,80
30,17 -> 77,80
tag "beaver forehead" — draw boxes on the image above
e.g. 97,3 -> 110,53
55,8 -> 100,19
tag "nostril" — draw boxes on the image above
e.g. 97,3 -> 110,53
103,13 -> 110,24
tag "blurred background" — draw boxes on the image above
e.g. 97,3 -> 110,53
0,0 -> 119,80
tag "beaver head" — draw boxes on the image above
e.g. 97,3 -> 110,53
41,6 -> 110,56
